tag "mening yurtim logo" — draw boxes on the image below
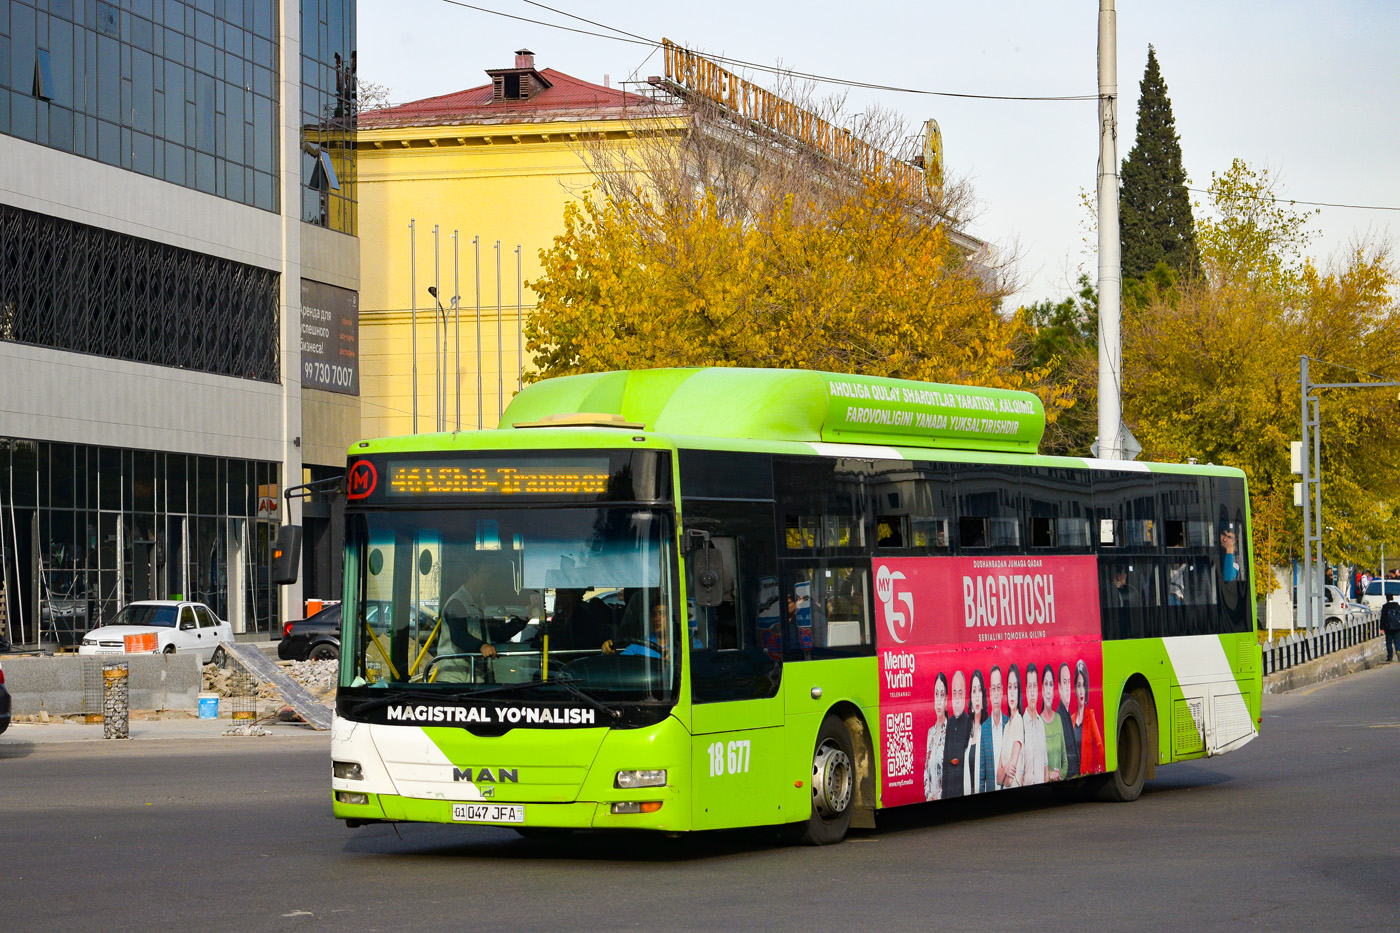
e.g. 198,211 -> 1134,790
876,564 -> 915,643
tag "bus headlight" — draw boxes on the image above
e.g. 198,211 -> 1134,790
615,769 -> 667,789
333,760 -> 364,780
611,801 -> 664,814
336,791 -> 369,805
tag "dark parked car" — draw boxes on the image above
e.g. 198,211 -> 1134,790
0,659 -> 11,735
278,604 -> 343,662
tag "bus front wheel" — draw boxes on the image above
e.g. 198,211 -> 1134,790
1097,694 -> 1150,802
799,715 -> 855,845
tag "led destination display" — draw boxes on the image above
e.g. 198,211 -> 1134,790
344,451 -> 672,505
388,463 -> 611,497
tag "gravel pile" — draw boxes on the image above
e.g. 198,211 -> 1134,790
202,658 -> 338,702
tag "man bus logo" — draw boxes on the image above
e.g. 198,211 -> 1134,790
876,564 -> 915,644
451,767 -> 519,784
347,460 -> 377,500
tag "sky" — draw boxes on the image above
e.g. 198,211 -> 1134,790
358,0 -> 1400,310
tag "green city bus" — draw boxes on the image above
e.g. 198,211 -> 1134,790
326,367 -> 1261,844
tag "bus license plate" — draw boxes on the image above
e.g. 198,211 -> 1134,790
452,803 -> 525,824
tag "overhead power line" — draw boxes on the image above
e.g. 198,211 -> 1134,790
1186,186 -> 1400,213
436,1 -> 1400,211
437,0 -> 1099,102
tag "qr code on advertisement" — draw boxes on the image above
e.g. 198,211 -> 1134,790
885,711 -> 914,777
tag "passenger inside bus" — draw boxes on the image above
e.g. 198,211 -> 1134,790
546,588 -> 612,651
603,595 -> 697,658
434,561 -> 529,682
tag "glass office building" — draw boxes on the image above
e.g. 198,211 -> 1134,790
0,439 -> 280,646
0,0 -> 359,646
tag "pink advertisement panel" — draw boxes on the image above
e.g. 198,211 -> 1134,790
875,555 -> 1106,808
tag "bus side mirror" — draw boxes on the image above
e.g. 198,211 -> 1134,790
691,542 -> 725,608
272,525 -> 303,585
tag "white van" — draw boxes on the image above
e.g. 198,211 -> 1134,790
1362,579 -> 1400,612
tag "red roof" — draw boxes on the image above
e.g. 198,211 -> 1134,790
359,68 -> 664,130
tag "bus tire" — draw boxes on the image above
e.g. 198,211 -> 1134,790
1097,694 -> 1150,802
799,715 -> 856,845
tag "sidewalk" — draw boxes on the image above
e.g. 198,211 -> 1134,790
0,715 -> 329,744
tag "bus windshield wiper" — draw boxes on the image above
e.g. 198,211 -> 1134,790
472,677 -> 624,720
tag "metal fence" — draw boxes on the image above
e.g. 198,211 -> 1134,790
1262,610 -> 1381,676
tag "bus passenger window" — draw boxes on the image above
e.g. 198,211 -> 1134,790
910,517 -> 948,549
1123,519 -> 1157,547
1029,516 -> 1055,548
876,515 -> 908,548
784,565 -> 872,658
1165,520 -> 1187,548
1099,519 -> 1118,546
1057,518 -> 1092,549
959,517 -> 988,548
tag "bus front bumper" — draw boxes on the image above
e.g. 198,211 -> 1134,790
333,792 -> 688,831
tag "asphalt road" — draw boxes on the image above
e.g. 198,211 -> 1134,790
2,665 -> 1398,933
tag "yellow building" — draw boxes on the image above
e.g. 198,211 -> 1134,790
356,50 -> 677,437
359,45 -> 975,440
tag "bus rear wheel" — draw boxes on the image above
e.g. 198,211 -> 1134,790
798,715 -> 855,845
1097,694 -> 1149,802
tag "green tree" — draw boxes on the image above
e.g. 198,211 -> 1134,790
527,177 -> 1073,421
1019,275 -> 1098,456
1120,46 -> 1199,281
1122,160 -> 1400,595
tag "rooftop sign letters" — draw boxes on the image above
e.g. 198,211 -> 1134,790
662,39 -> 923,194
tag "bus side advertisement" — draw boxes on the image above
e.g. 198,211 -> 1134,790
875,555 -> 1105,807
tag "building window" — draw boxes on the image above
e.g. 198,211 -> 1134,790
299,0 -> 357,234
0,438 -> 282,646
0,0 -> 281,210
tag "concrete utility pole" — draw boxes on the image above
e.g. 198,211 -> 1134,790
1096,0 -> 1123,460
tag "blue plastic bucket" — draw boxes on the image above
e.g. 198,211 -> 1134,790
198,693 -> 219,719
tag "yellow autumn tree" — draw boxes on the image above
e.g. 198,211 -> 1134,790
526,175 -> 1071,416
1123,160 -> 1400,593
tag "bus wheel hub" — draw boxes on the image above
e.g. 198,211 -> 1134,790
812,741 -> 852,819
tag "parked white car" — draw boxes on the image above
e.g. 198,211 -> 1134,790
78,601 -> 232,665
1321,585 -> 1355,622
1361,579 -> 1400,613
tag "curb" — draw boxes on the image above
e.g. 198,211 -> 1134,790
1263,636 -> 1389,694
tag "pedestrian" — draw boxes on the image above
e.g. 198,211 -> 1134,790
1381,594 -> 1400,663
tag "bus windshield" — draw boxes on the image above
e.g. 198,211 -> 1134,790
343,507 -> 678,706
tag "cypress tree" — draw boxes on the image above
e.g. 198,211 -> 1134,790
1120,46 -> 1199,280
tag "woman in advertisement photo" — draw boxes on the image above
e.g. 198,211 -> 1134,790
1041,664 -> 1067,782
979,665 -> 1006,793
963,669 -> 986,796
1075,659 -> 1106,775
997,664 -> 1024,788
923,672 -> 948,801
1020,662 -> 1047,786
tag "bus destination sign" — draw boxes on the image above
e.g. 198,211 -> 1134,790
386,461 -> 612,498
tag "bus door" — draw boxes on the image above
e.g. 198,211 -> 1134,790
682,504 -> 786,830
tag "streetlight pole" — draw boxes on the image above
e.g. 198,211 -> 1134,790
1298,354 -> 1400,632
